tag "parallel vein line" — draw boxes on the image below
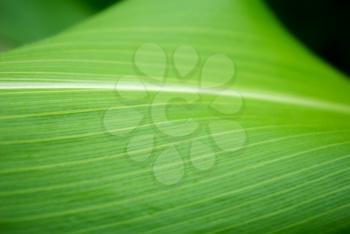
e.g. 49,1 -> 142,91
3,140 -> 349,222
214,183 -> 350,233
268,202 -> 350,234
145,166 -> 350,234
72,151 -> 350,233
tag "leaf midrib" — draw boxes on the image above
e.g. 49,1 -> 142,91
0,81 -> 349,114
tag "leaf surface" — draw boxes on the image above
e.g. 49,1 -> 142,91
0,0 -> 349,233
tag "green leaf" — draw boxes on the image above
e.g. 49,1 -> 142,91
0,0 -> 349,233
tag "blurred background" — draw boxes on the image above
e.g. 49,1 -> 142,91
0,0 -> 349,76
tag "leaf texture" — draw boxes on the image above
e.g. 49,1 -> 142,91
0,0 -> 349,233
